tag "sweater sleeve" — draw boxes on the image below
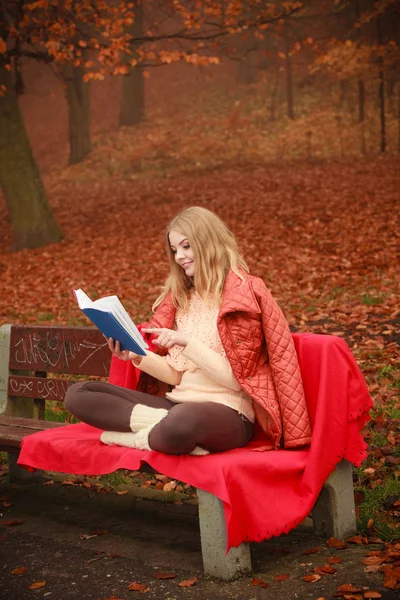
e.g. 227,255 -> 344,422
132,351 -> 182,386
181,338 -> 242,391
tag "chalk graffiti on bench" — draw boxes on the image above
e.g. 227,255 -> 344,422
8,376 -> 71,402
10,329 -> 110,375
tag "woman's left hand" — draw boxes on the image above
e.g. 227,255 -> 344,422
142,327 -> 189,349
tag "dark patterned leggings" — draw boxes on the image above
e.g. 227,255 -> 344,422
64,381 -> 253,455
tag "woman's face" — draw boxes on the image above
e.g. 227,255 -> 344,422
169,229 -> 195,277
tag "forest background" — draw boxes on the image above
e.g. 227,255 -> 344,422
0,0 -> 399,552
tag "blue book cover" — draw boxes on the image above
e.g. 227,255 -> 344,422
83,308 -> 147,355
74,289 -> 147,356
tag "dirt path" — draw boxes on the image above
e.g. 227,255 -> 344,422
0,478 -> 397,600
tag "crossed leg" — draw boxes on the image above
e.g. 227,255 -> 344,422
65,381 -> 253,455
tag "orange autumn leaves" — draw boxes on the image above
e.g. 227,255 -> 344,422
250,537 -> 400,596
10,566 -> 46,591
128,574 -> 197,593
10,564 -> 197,594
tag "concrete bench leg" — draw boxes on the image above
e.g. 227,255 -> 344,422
197,489 -> 251,580
313,459 -> 356,539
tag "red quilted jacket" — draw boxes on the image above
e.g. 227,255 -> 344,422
139,270 -> 312,450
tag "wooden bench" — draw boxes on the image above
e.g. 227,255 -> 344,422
0,324 -> 357,580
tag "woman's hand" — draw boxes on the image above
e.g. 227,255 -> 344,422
142,327 -> 189,349
107,337 -> 141,362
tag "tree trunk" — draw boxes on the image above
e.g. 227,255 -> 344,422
355,0 -> 365,154
358,79 -> 366,155
376,14 -> 386,153
236,44 -> 258,86
236,58 -> 256,85
119,1 -> 145,127
284,21 -> 295,120
378,71 -> 386,152
387,78 -> 396,114
0,63 -> 63,251
119,66 -> 145,126
64,56 -> 91,164
270,65 -> 279,121
14,58 -> 25,95
398,81 -> 400,153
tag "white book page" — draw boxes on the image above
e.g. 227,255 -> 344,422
104,297 -> 148,350
74,290 -> 148,350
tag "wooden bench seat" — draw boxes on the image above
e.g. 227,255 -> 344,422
0,416 -> 64,452
0,323 -> 357,580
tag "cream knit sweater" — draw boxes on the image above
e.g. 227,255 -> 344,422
133,292 -> 255,423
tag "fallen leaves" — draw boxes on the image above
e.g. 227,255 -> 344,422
0,97 -> 399,600
127,574 -> 197,592
178,577 -> 198,587
251,577 -> 269,588
327,537 -> 347,550
386,431 -> 396,445
303,573 -> 322,582
274,573 -> 289,582
314,565 -> 337,575
0,495 -> 13,508
11,566 -> 26,576
28,581 -> 46,590
328,556 -> 344,564
347,536 -> 368,545
303,546 -> 320,555
336,583 -> 362,594
128,581 -> 150,592
362,556 -> 386,566
361,542 -> 400,590
1,520 -> 24,527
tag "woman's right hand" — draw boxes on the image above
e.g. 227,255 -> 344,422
107,338 -> 142,363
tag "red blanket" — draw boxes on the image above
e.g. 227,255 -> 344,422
17,334 -> 372,550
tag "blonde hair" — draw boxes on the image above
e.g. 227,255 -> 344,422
153,206 -> 249,312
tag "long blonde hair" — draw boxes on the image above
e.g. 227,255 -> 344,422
153,206 -> 249,312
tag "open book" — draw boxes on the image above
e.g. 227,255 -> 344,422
73,289 -> 148,356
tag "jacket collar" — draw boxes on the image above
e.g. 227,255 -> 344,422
153,270 -> 261,323
218,269 -> 261,317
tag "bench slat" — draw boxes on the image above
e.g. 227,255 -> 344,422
9,325 -> 111,376
8,375 -> 76,402
0,417 -> 66,430
0,418 -> 64,449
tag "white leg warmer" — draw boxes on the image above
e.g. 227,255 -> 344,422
101,402 -> 210,455
129,404 -> 169,433
100,426 -> 153,450
190,446 -> 210,456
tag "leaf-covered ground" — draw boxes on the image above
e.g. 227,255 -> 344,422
0,60 -> 399,542
1,155 -> 399,534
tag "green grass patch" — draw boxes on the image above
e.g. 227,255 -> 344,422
369,430 -> 388,448
361,293 -> 385,306
36,312 -> 56,322
357,477 -> 400,540
98,471 -> 134,490
389,407 -> 400,420
379,364 -> 395,378
45,402 -> 79,424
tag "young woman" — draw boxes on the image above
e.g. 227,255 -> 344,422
65,207 -> 312,455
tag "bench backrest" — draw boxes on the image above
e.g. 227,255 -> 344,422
0,324 -> 111,417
